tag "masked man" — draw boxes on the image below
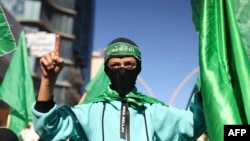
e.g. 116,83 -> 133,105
32,35 -> 206,141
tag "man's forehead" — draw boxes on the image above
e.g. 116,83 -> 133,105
108,56 -> 137,62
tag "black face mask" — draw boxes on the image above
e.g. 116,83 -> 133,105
105,65 -> 141,96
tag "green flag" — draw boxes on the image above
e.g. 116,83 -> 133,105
79,64 -> 110,104
191,0 -> 250,140
0,31 -> 35,138
0,5 -> 16,56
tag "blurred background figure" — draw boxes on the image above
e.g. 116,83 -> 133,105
197,132 -> 209,141
0,127 -> 19,141
21,125 -> 40,141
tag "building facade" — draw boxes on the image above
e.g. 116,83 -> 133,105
0,0 -> 95,126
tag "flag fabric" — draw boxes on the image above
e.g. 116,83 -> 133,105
78,64 -> 110,104
0,31 -> 35,138
191,0 -> 250,140
0,5 -> 16,57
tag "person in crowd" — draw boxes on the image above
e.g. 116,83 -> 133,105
32,35 -> 206,141
0,127 -> 19,141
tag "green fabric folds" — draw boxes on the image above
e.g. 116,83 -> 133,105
0,5 -> 16,57
81,64 -> 110,103
191,0 -> 250,140
80,64 -> 164,107
84,86 -> 165,108
104,42 -> 141,62
0,31 -> 35,138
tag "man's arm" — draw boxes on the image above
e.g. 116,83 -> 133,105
35,34 -> 64,112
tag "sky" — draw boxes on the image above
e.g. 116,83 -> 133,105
92,0 -> 200,109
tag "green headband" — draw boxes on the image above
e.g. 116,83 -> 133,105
104,42 -> 141,62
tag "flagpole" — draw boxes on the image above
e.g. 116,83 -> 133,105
78,92 -> 87,104
6,108 -> 11,128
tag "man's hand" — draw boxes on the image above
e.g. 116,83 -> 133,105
37,34 -> 64,101
39,34 -> 64,83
